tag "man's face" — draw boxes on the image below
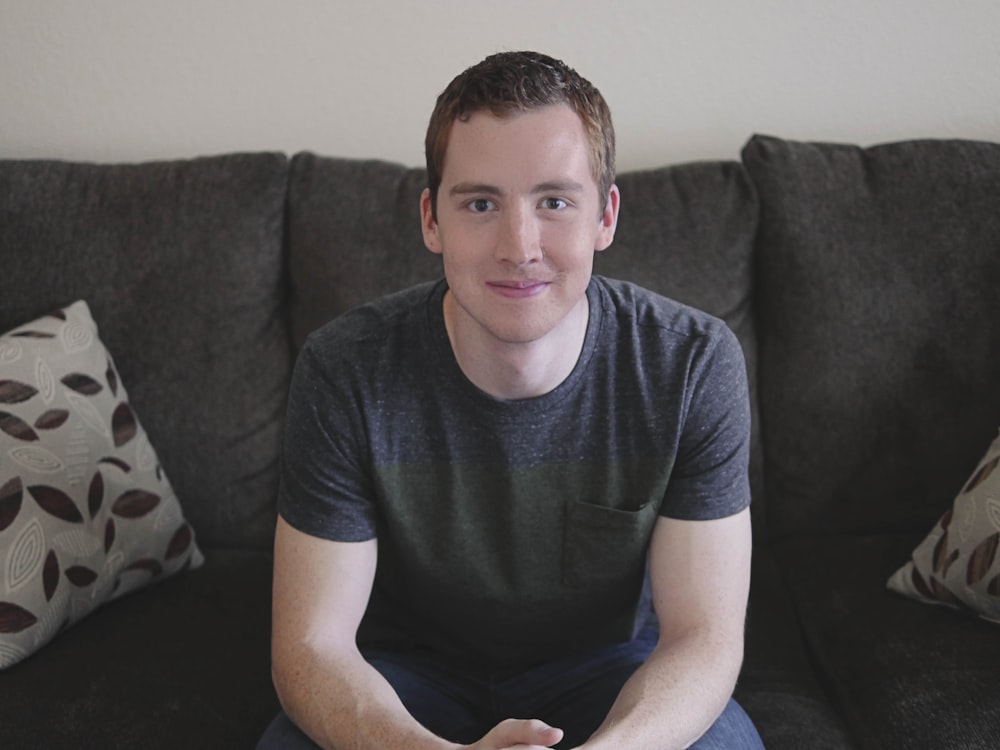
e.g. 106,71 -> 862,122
421,103 -> 619,351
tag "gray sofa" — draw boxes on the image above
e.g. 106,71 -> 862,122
1,134 -> 999,749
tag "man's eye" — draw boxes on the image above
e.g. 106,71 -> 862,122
543,197 -> 567,210
469,198 -> 494,213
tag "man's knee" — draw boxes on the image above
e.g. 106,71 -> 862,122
688,698 -> 764,750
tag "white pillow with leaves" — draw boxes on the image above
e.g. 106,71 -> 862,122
0,301 -> 203,668
888,429 -> 1000,622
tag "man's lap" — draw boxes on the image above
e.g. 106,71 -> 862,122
256,628 -> 762,749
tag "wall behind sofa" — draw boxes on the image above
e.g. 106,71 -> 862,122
2,0 -> 998,170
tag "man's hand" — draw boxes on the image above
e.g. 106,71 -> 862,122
467,718 -> 564,750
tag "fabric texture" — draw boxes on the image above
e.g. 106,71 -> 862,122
744,134 -> 1000,540
279,276 -> 750,667
775,533 -> 1000,750
888,428 -> 1000,621
0,301 -> 203,668
0,548 -> 277,749
285,154 -> 443,352
0,153 -> 291,549
737,552 -> 857,749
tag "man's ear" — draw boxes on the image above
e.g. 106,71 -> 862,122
595,184 -> 620,252
420,188 -> 443,255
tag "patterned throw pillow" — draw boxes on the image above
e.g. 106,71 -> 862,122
0,301 -> 203,668
888,430 -> 1000,622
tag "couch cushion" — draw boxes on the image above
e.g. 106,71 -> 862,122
0,549 -> 277,749
0,301 -> 203,668
744,135 -> 1000,540
286,154 -> 442,351
737,551 -> 857,750
775,533 -> 1000,750
0,154 -> 291,549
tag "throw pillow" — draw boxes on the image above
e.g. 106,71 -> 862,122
888,429 -> 1000,622
0,301 -> 203,668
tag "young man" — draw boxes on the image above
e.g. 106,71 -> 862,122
257,51 -> 763,750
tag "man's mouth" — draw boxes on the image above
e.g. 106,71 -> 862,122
487,280 -> 550,298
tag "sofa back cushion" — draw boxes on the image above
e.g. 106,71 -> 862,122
285,154 -> 441,351
745,135 -> 1000,540
286,154 -> 762,520
0,154 -> 291,549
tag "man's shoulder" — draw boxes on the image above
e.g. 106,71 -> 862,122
593,275 -> 728,340
305,280 -> 441,352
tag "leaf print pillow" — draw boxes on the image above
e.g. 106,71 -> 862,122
888,429 -> 1000,623
0,301 -> 203,668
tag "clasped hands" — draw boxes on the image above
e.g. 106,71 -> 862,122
464,717 -> 584,750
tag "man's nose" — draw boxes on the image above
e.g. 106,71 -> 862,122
495,206 -> 542,266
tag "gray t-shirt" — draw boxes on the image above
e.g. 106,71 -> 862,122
279,276 -> 750,667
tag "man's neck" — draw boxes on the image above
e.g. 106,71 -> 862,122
443,293 -> 589,401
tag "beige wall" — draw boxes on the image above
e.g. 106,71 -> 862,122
2,0 -> 998,170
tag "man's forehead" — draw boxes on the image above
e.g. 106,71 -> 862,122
447,179 -> 587,197
440,105 -> 598,189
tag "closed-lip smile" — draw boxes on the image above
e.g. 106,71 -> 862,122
487,279 -> 550,298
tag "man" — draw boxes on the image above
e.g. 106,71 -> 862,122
257,51 -> 763,750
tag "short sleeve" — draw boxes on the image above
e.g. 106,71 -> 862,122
277,338 -> 378,541
660,324 -> 752,520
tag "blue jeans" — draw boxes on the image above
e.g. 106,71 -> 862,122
257,626 -> 763,749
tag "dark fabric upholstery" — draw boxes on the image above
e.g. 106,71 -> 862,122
738,552 -> 857,749
0,550 -> 278,749
286,153 -> 442,351
0,154 -> 291,549
744,135 -> 1000,540
745,134 -> 1000,749
598,162 -> 757,332
775,533 -> 1000,750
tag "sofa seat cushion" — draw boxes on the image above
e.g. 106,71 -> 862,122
775,533 -> 1000,750
0,549 -> 277,749
737,550 -> 857,749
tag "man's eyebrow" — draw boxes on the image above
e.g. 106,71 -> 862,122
533,180 -> 586,194
449,183 -> 503,197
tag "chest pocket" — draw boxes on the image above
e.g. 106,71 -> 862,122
562,499 -> 659,588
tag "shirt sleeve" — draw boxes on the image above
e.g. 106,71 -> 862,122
659,322 -> 752,521
277,337 -> 379,542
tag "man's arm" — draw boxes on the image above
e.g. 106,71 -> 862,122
576,507 -> 752,750
270,516 -> 564,750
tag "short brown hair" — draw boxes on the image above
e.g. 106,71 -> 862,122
424,50 -> 615,219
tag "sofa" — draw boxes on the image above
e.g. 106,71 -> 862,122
1,133 -> 998,749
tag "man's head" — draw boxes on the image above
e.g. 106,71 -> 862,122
425,51 -> 615,220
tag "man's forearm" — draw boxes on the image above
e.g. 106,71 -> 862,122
274,641 -> 459,750
576,631 -> 742,750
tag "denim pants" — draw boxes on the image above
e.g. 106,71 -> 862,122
257,626 -> 764,749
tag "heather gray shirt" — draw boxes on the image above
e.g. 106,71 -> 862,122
279,277 -> 750,667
